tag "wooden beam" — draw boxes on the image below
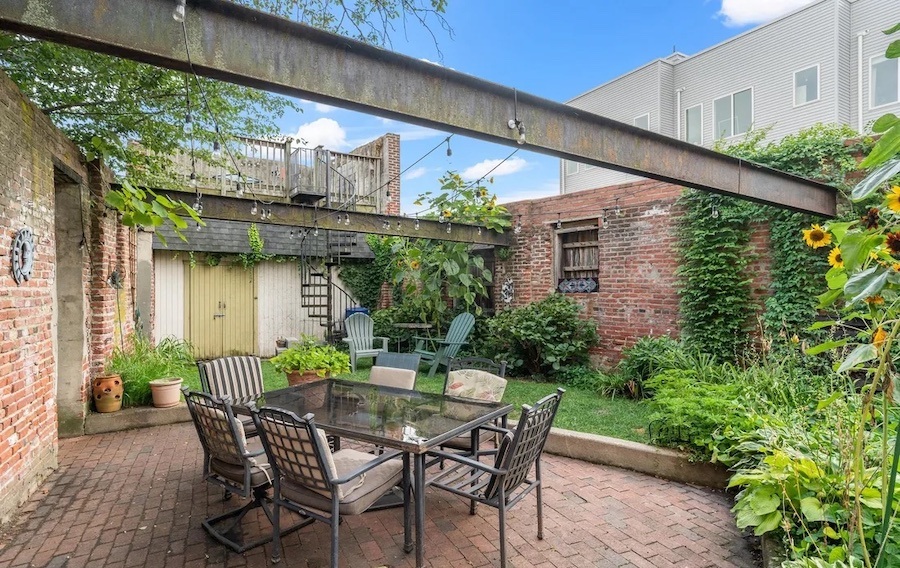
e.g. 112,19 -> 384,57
156,191 -> 512,245
0,0 -> 837,216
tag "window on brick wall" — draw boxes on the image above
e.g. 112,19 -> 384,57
557,222 -> 599,292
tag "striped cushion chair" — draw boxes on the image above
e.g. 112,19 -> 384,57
197,356 -> 264,437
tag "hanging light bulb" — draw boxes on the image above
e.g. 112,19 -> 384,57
173,0 -> 186,22
183,111 -> 193,135
446,139 -> 452,157
513,214 -> 523,235
446,223 -> 452,234
189,171 -> 197,188
477,226 -> 483,236
615,197 -> 622,217
212,140 -> 221,159
602,208 -> 609,225
556,213 -> 562,230
290,229 -> 294,239
236,182 -> 244,197
195,221 -> 202,231
344,213 -> 351,226
414,217 -> 420,231
711,205 -> 720,219
192,198 -> 202,213
250,202 -> 257,216
313,221 -> 319,236
396,221 -> 401,230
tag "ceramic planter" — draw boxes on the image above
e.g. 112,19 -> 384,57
92,373 -> 123,413
149,377 -> 184,408
286,370 -> 326,386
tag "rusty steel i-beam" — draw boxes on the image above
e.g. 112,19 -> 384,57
0,0 -> 837,216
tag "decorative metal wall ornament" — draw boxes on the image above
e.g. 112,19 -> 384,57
557,277 -> 599,294
11,227 -> 35,285
500,277 -> 515,304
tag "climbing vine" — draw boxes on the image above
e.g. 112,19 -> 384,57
676,124 -> 871,362
338,235 -> 399,309
237,223 -> 273,269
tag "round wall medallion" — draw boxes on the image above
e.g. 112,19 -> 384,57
11,227 -> 35,285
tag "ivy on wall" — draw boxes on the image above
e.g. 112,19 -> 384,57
337,234 -> 398,309
677,124 -> 871,361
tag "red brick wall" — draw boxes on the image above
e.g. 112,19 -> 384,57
348,133 -> 401,214
0,70 -> 135,523
499,180 -> 684,365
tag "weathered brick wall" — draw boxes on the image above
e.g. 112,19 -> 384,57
348,133 -> 401,214
499,181 -> 683,365
0,70 -> 134,524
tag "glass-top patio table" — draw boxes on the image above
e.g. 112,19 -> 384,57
257,378 -> 513,568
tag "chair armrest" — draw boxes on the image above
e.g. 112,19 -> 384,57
475,423 -> 511,435
342,338 -> 351,344
332,449 -> 403,485
437,340 -> 468,347
244,447 -> 267,460
425,449 -> 506,476
374,337 -> 389,350
413,335 -> 440,342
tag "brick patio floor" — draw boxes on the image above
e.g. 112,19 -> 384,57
0,424 -> 756,567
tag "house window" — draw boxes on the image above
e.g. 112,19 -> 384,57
557,223 -> 599,292
714,88 -> 752,140
872,56 -> 899,108
685,104 -> 702,145
565,160 -> 579,175
634,113 -> 650,130
794,65 -> 819,106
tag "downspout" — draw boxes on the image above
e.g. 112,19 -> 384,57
676,88 -> 684,140
858,29 -> 869,132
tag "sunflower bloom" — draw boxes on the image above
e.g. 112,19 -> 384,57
409,260 -> 420,270
803,224 -> 831,248
888,232 -> 900,255
888,186 -> 900,213
828,248 -> 843,268
874,326 -> 888,349
863,207 -> 880,229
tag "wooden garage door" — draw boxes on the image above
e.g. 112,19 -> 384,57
188,262 -> 257,358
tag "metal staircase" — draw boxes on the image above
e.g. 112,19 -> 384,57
299,230 -> 359,342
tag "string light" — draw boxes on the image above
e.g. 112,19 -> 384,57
212,139 -> 221,159
195,221 -> 202,231
711,205 -> 719,219
250,202 -> 257,216
602,208 -> 609,226
192,197 -> 203,214
189,171 -> 197,188
183,111 -> 193,135
446,139 -> 452,157
173,0 -> 186,22
289,229 -> 294,239
414,217 -> 420,231
236,182 -> 244,197
396,221 -> 401,230
513,214 -> 523,235
313,221 -> 319,236
556,213 -> 562,230
446,223 -> 452,234
344,213 -> 351,226
615,197 -> 622,217
477,226 -> 483,236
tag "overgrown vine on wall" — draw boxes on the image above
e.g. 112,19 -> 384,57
237,223 -> 272,269
338,235 -> 399,309
676,124 -> 872,362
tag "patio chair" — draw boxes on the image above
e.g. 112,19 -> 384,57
414,312 -> 475,377
440,357 -> 508,455
369,365 -> 417,390
342,312 -> 388,372
426,388 -> 565,568
253,406 -> 409,567
375,351 -> 422,372
197,355 -> 264,436
183,389 -> 312,553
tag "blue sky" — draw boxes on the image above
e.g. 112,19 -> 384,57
272,0 -> 817,214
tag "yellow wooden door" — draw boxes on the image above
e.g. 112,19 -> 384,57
188,262 -> 257,358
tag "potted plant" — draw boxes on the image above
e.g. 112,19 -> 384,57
270,335 -> 350,386
148,377 -> 184,408
104,335 -> 195,409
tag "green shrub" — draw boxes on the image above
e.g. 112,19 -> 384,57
556,365 -> 632,397
270,335 -> 350,376
484,294 -> 598,378
106,335 -> 195,407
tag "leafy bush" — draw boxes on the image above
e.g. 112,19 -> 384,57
484,294 -> 598,378
269,335 -> 350,376
555,365 -> 632,397
106,335 -> 195,407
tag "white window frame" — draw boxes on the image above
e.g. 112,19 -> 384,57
793,64 -> 820,107
565,160 -> 579,176
870,55 -> 900,110
633,113 -> 651,130
684,104 -> 703,145
713,87 -> 754,141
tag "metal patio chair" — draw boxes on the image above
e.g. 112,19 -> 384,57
369,365 -> 417,390
440,357 -> 509,455
183,389 -> 311,553
342,312 -> 389,372
253,406 -> 409,567
426,388 -> 565,568
414,312 -> 476,377
375,351 -> 422,372
197,355 -> 264,436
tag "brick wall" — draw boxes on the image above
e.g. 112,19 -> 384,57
0,70 -> 135,524
348,133 -> 401,214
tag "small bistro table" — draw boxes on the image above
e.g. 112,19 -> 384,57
391,322 -> 433,352
258,378 -> 513,568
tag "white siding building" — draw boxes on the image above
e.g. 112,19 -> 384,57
562,0 -> 900,193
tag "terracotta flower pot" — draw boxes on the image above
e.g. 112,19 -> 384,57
93,373 -> 123,413
287,370 -> 327,386
149,377 -> 184,408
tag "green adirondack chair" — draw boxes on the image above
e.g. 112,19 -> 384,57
414,312 -> 476,377
342,312 -> 388,372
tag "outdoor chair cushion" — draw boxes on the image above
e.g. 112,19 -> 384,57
280,447 -> 404,515
445,369 -> 507,402
369,366 -> 417,390
210,452 -> 273,487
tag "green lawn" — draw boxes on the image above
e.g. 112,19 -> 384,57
180,359 -> 653,444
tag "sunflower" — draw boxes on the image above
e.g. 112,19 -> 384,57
802,224 -> 831,248
888,232 -> 900,254
409,260 -> 420,270
828,247 -> 843,268
874,326 -> 888,349
862,207 -> 881,229
888,186 -> 900,213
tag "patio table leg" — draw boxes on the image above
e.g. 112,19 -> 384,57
403,452 -> 413,553
415,452 -> 426,568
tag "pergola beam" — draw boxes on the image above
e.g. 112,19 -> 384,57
0,0 -> 837,216
155,191 -> 511,245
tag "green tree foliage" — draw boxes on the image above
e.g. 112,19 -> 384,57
338,235 -> 398,309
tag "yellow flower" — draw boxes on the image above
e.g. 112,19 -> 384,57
893,263 -> 900,271
409,260 -> 420,270
828,247 -> 843,268
790,334 -> 800,344
888,186 -> 900,213
866,295 -> 885,306
874,326 -> 888,349
802,224 -> 831,249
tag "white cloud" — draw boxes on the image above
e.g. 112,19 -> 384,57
718,0 -> 815,27
292,118 -> 349,150
460,157 -> 528,180
403,167 -> 429,181
314,103 -> 337,113
496,180 -> 559,204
